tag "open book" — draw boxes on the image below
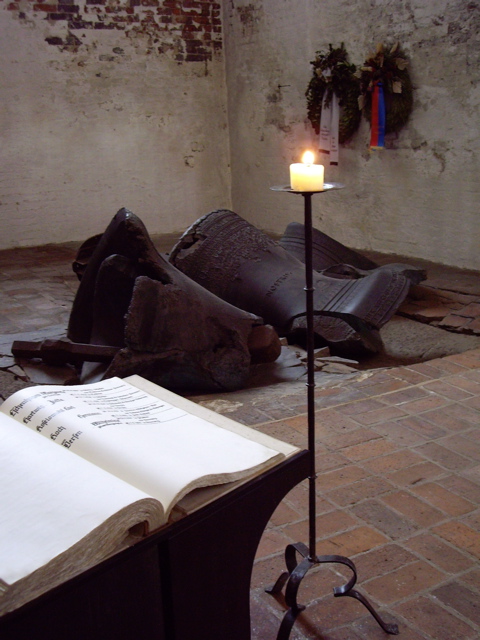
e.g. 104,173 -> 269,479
0,375 -> 298,616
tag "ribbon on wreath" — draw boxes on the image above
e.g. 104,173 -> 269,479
319,92 -> 339,165
370,81 -> 385,149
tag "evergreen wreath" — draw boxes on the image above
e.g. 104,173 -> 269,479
306,44 -> 361,144
358,42 -> 413,134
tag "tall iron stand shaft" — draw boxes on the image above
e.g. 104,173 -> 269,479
303,192 -> 317,561
266,187 -> 399,639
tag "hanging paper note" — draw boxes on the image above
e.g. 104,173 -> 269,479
370,82 -> 385,149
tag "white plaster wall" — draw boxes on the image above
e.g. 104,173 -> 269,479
223,0 -> 480,269
0,5 -> 231,249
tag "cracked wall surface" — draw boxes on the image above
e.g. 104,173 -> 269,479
0,0 -> 230,248
1,0 -> 479,270
223,0 -> 480,270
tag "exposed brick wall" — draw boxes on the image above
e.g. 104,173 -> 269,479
2,0 -> 222,61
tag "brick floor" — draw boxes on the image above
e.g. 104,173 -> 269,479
244,349 -> 480,639
0,242 -> 479,640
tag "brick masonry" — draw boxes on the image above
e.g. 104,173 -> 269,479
2,0 -> 222,61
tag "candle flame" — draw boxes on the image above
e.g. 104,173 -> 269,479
301,150 -> 315,165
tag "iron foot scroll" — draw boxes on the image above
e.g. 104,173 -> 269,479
266,542 -> 399,639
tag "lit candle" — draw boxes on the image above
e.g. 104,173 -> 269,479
289,151 -> 324,192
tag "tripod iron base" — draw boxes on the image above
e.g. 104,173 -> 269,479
266,542 -> 399,638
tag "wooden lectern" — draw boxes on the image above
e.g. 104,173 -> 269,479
0,450 -> 309,640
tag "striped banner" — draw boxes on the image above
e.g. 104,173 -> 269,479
370,82 -> 385,149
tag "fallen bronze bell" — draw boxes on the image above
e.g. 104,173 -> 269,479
279,222 -> 426,285
64,208 -> 281,393
169,210 -> 416,356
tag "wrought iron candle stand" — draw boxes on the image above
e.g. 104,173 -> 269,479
268,184 -> 399,639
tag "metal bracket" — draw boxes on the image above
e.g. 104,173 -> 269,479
266,542 -> 399,638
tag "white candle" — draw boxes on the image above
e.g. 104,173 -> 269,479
290,151 -> 324,192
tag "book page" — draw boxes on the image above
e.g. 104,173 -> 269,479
126,374 -> 299,458
0,413 -> 164,587
1,378 -> 284,518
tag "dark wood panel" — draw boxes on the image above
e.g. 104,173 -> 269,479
0,545 -> 164,640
